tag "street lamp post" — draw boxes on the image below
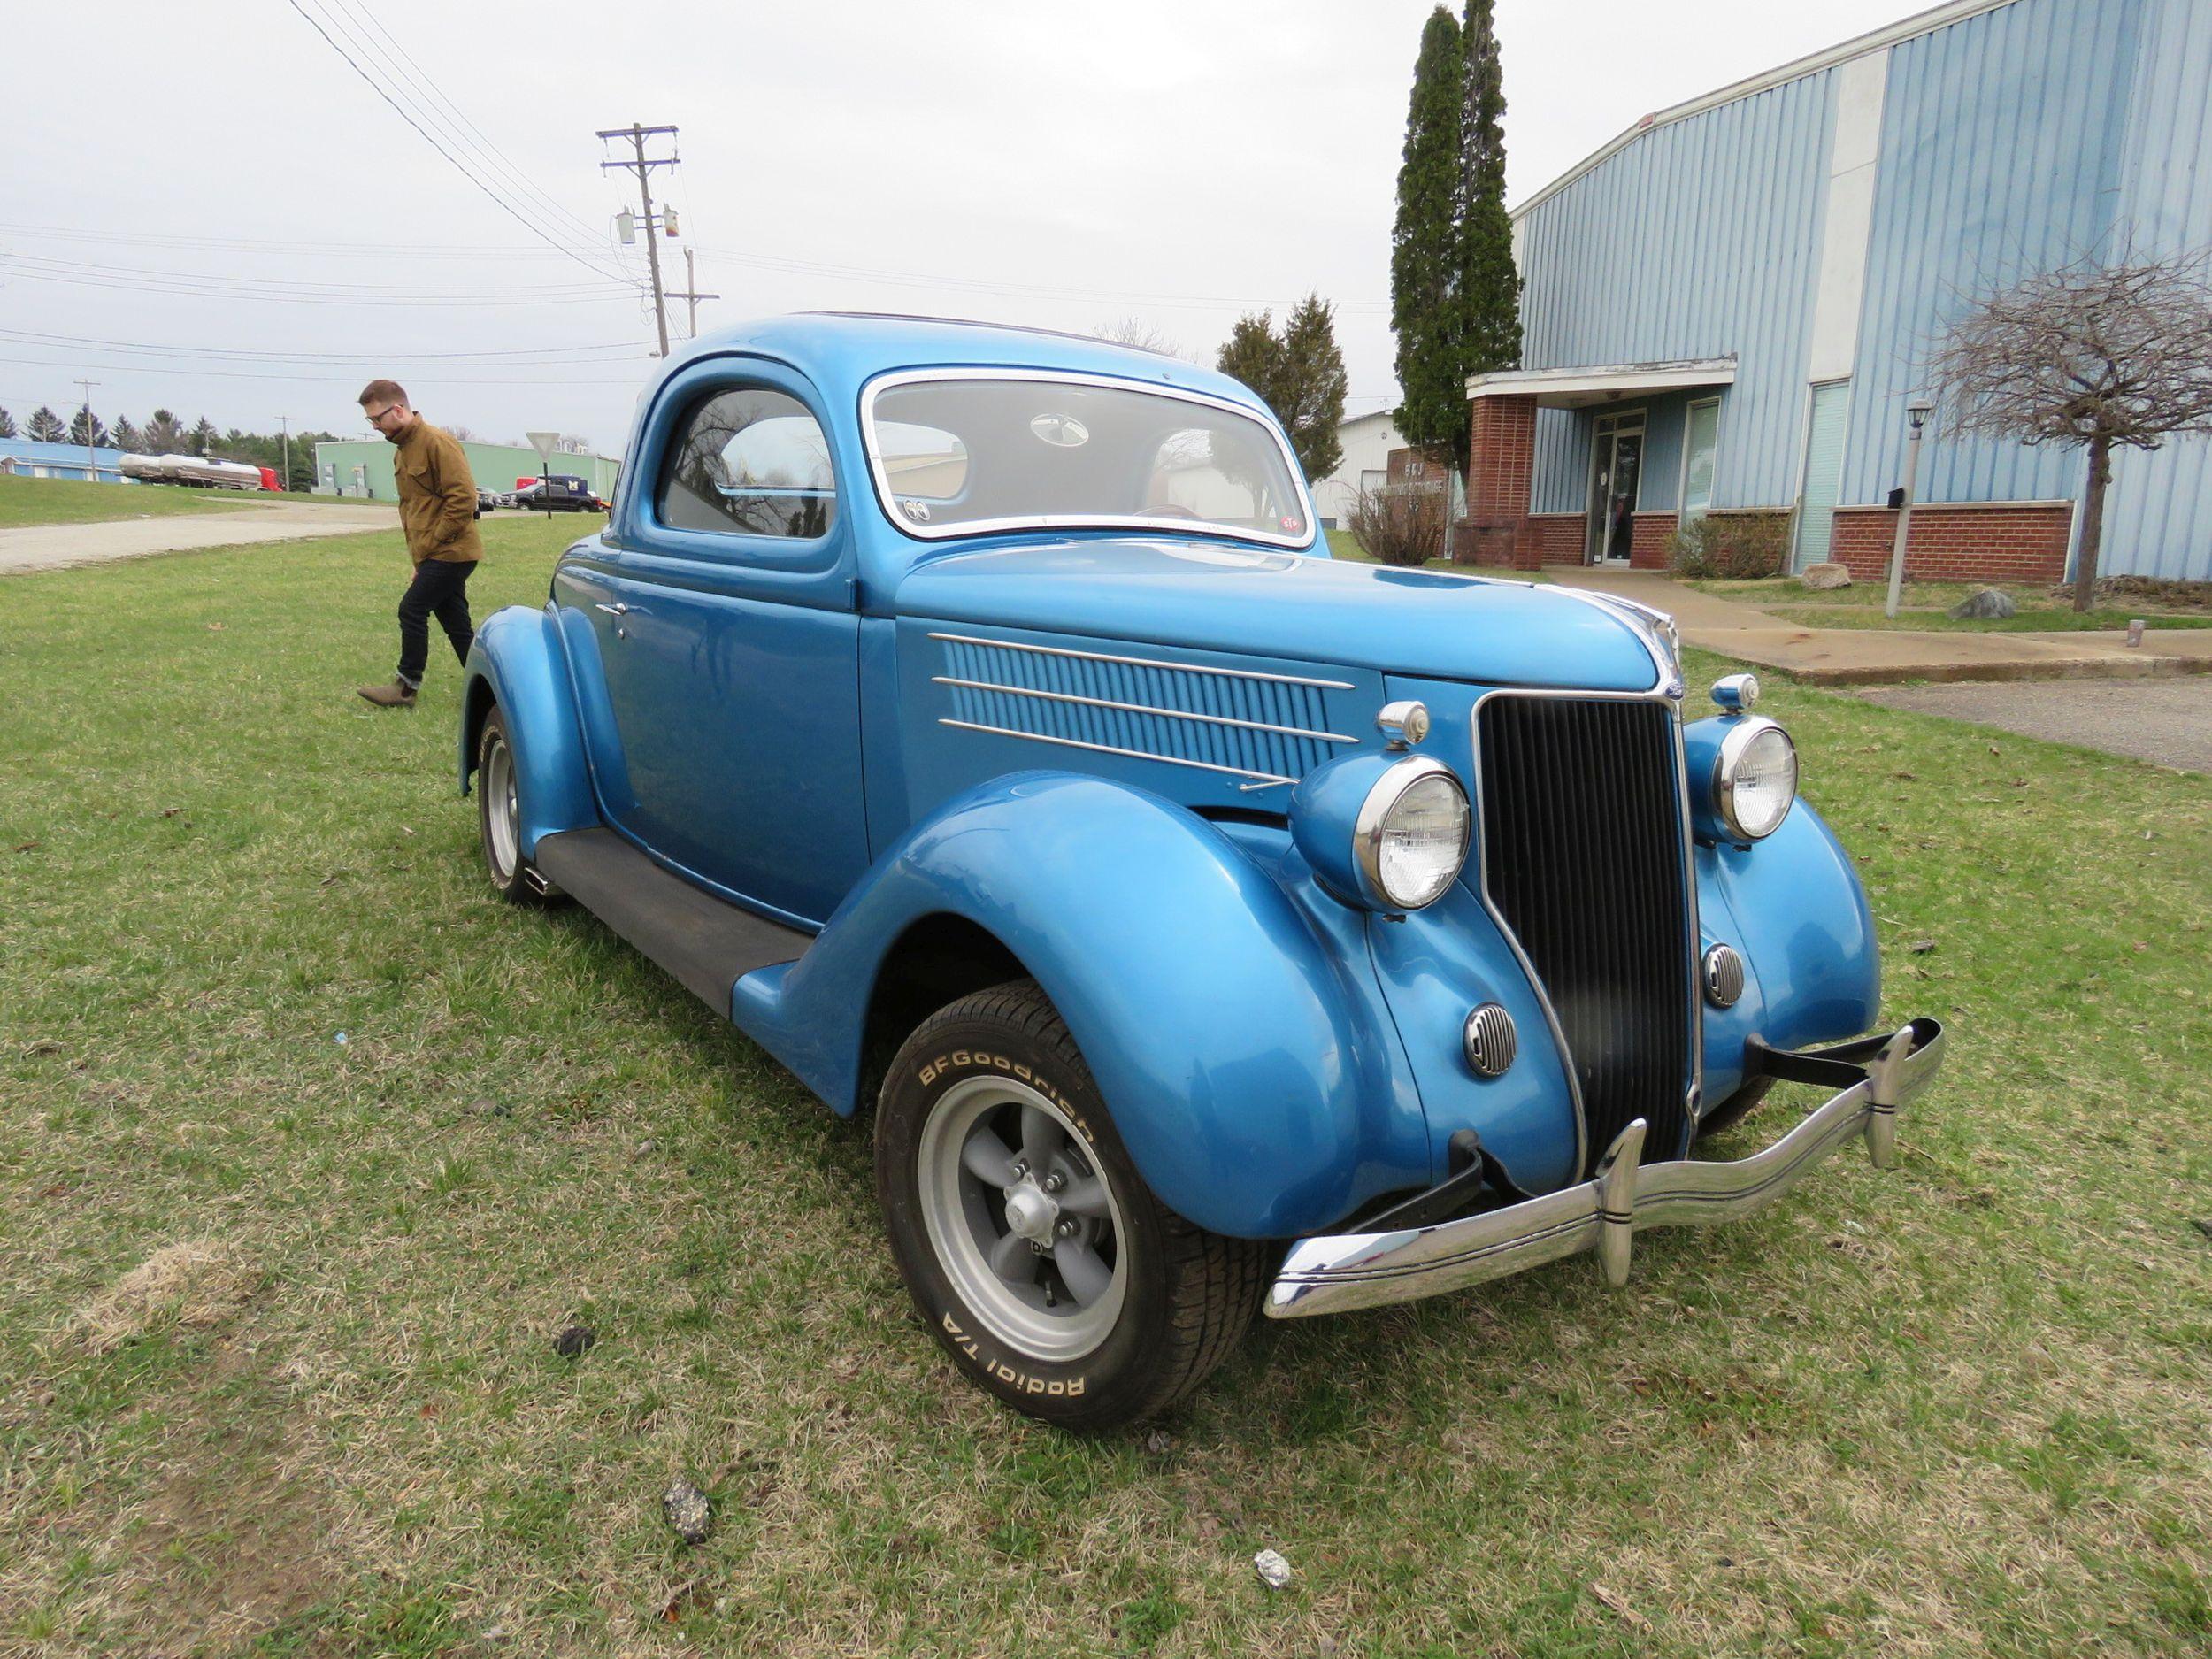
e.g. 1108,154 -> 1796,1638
1884,397 -> 1934,620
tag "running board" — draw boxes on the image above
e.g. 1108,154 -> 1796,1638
532,827 -> 812,1013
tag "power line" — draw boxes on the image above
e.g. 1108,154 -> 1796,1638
0,252 -> 630,297
283,0 -> 634,286
0,354 -> 652,387
0,327 -> 658,363
307,0 -> 633,273
0,265 -> 636,309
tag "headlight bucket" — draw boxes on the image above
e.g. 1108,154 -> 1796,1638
1713,716 -> 1798,841
1291,751 -> 1471,912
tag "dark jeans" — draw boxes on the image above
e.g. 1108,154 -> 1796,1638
396,557 -> 477,688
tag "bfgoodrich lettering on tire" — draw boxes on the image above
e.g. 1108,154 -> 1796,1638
875,979 -> 1265,1427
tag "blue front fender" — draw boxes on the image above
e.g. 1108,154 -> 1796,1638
730,772 -> 1431,1239
458,604 -> 598,858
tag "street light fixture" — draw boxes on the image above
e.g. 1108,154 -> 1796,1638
1885,397 -> 1936,618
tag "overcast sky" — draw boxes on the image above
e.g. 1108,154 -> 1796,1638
3,0 -> 1928,459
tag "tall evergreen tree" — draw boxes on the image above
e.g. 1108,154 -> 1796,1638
1214,296 -> 1349,483
145,410 -> 184,451
0,408 -> 16,440
111,415 -> 144,452
68,407 -> 109,449
1459,0 -> 1520,379
1390,8 -> 1467,472
1276,296 -> 1349,482
27,406 -> 66,442
187,416 -> 219,455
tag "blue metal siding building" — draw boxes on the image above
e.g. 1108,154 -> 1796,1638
0,440 -> 131,484
1476,0 -> 2212,581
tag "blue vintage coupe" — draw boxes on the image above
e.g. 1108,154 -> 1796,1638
461,313 -> 1944,1426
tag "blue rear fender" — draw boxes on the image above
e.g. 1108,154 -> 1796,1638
458,603 -> 598,858
729,772 -> 1432,1240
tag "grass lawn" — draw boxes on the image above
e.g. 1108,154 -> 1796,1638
0,473 -> 282,530
1690,576 -> 2212,633
3,517 -> 2208,1655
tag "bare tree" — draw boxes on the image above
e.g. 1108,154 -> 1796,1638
1929,247 -> 2212,611
1094,316 -> 1184,360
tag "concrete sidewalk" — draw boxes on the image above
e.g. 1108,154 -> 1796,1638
1548,565 -> 2212,686
0,502 -> 398,575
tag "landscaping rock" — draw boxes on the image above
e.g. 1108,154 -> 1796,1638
1253,1548 -> 1294,1589
1949,588 -> 2017,619
662,1478 -> 712,1545
1801,562 -> 1852,590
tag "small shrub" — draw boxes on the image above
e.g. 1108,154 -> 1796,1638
1347,483 -> 1447,567
1669,511 -> 1791,580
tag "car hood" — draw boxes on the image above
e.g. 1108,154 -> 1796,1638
892,538 -> 1664,692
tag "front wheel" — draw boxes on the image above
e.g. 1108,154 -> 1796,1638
875,980 -> 1266,1428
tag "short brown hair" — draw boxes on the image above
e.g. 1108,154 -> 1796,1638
357,379 -> 408,408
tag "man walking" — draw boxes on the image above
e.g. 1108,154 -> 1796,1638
355,379 -> 483,709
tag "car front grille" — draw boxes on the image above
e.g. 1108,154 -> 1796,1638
1475,695 -> 1694,1171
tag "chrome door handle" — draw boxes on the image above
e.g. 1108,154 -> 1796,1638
594,602 -> 632,616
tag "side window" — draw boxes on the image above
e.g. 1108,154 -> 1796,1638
658,387 -> 836,540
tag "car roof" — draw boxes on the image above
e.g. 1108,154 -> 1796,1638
657,311 -> 1271,417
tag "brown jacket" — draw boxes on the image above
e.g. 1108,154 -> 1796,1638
391,419 -> 485,565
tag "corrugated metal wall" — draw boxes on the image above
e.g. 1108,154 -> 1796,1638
1522,71 -> 1834,512
2102,0 -> 2212,578
1513,0 -> 2212,578
1843,0 -> 2138,512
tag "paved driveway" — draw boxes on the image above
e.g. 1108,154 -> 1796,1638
1852,678 -> 2212,772
0,503 -> 397,575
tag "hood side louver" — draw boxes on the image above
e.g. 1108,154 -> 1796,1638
931,633 -> 1358,790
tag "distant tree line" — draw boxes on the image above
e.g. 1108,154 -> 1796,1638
0,403 -> 339,490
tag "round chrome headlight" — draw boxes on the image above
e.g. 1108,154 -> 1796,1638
1713,717 -> 1797,841
1355,756 -> 1471,910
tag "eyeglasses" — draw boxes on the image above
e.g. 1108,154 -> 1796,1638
365,404 -> 403,424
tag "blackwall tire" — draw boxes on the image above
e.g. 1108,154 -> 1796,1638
875,979 -> 1266,1429
476,705 -> 561,906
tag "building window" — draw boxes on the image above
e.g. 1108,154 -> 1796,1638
1680,397 -> 1720,523
1793,380 -> 1851,571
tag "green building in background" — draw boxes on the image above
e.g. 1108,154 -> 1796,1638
311,437 -> 621,503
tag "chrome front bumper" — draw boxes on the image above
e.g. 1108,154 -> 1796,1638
1265,1018 -> 1946,1320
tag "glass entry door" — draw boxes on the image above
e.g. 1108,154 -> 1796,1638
1586,410 -> 1646,565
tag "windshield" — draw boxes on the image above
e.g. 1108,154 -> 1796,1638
863,373 -> 1310,547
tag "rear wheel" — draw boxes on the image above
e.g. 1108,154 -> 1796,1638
476,705 -> 560,905
876,980 -> 1266,1427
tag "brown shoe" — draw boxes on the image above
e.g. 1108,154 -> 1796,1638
357,679 -> 418,709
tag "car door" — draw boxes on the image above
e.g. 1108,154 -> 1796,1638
553,358 -> 867,926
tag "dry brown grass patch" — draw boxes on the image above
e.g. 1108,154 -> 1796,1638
61,1238 -> 257,1355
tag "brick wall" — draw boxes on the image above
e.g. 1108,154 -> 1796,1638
1465,396 -> 1536,518
1829,502 -> 2072,584
1454,394 -> 1541,570
1631,511 -> 1678,570
1527,513 -> 1584,565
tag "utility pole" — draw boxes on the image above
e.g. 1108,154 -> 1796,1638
276,414 -> 293,492
74,378 -> 99,480
597,122 -> 680,357
668,248 -> 721,338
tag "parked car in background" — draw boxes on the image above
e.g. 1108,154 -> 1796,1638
512,472 -> 602,513
477,487 -> 500,513
460,314 -> 1946,1426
